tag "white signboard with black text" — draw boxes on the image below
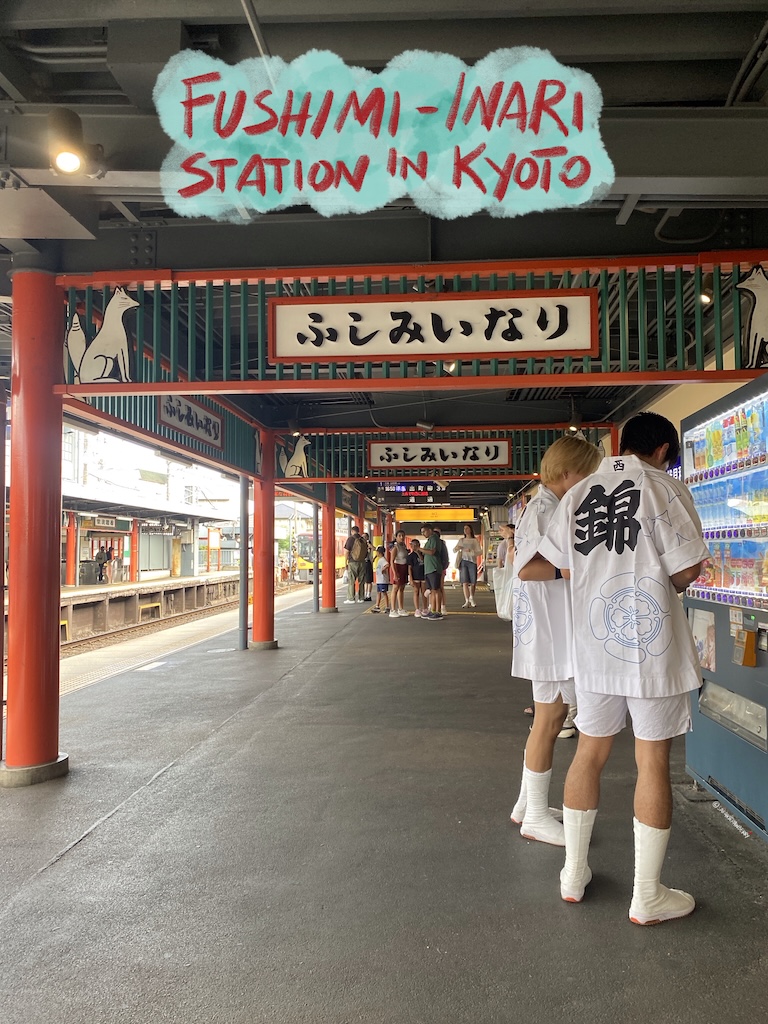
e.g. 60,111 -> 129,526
369,439 -> 511,469
270,291 -> 597,363
158,396 -> 224,450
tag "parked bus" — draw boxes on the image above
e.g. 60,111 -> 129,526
294,531 -> 348,583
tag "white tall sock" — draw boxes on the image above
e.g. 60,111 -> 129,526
560,806 -> 597,902
520,767 -> 565,846
628,818 -> 695,925
510,758 -> 527,823
511,756 -> 563,825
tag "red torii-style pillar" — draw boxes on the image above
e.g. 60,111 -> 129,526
252,429 -> 277,649
321,486 -> 338,612
1,267 -> 69,786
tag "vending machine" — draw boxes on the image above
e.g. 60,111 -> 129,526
682,374 -> 768,841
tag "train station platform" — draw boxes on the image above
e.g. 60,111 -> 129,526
2,586 -> 767,1024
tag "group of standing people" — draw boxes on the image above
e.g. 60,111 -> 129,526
346,522 -> 482,619
508,413 -> 708,926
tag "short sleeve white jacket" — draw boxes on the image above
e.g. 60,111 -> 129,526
511,484 -> 573,682
538,455 -> 710,697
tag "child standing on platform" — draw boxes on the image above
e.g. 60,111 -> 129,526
372,546 -> 390,614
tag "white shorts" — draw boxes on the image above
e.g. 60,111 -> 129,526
574,690 -> 694,741
531,678 -> 575,706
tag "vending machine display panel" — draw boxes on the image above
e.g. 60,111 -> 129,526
683,373 -> 768,841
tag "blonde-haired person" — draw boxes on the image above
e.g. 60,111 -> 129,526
509,434 -> 603,846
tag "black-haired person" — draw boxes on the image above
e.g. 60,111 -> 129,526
539,412 -> 708,924
454,523 -> 482,608
362,531 -> 374,601
433,527 -> 450,615
371,546 -> 390,613
511,435 -> 603,846
407,537 -> 428,618
420,524 -> 444,620
388,529 -> 410,617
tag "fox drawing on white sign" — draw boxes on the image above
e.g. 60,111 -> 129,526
64,286 -> 138,384
737,265 -> 768,369
278,436 -> 310,477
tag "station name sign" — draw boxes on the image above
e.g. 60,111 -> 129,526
154,47 -> 614,222
270,291 -> 597,361
158,396 -> 224,449
370,440 -> 511,469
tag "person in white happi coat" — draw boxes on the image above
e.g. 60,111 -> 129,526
510,435 -> 604,846
538,412 -> 708,925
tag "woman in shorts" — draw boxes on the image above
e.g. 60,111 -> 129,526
406,537 -> 428,617
454,524 -> 482,608
388,529 -> 410,617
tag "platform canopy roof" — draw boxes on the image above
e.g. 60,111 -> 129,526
0,2 -> 766,506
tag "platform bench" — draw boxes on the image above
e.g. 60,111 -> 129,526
138,602 -> 162,621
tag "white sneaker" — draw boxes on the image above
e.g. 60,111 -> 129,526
441,605 -> 447,614
398,609 -> 409,616
343,599 -> 356,604
414,609 -> 421,618
469,599 -> 476,607
462,601 -> 470,609
389,610 -> 398,617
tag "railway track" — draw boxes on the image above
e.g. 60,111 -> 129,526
59,599 -> 242,657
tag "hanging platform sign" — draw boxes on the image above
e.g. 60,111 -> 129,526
158,396 -> 224,449
154,47 -> 614,222
370,440 -> 511,469
269,290 -> 597,362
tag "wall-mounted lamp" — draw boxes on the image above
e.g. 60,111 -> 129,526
699,272 -> 714,305
567,398 -> 582,434
287,418 -> 301,437
48,108 -> 107,179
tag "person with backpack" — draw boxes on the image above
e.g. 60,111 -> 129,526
343,525 -> 368,604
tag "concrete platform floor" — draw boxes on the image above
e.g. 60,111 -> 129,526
1,587 -> 767,1023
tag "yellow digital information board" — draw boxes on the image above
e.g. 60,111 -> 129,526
396,508 -> 475,523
